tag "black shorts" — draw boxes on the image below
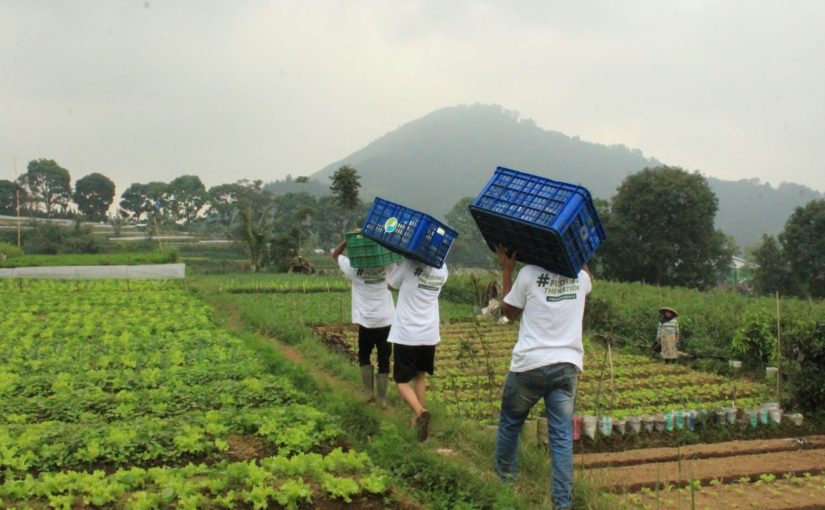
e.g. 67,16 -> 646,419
392,343 -> 436,383
357,325 -> 392,372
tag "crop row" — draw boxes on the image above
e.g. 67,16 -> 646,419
319,322 -> 775,425
0,449 -> 386,510
1,404 -> 340,474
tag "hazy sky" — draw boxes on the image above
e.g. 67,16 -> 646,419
2,1 -> 824,199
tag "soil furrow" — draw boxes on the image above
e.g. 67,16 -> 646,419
579,435 -> 825,469
588,448 -> 825,492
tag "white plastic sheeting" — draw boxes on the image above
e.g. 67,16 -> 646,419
0,263 -> 185,280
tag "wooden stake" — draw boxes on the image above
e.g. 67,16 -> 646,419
776,291 -> 782,403
607,341 -> 616,415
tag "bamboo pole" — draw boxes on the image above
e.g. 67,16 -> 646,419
776,291 -> 782,403
607,341 -> 616,415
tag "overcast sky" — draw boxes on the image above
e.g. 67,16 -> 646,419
2,1 -> 824,199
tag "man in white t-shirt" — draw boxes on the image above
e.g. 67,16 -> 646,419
494,245 -> 592,510
332,240 -> 396,405
386,258 -> 448,441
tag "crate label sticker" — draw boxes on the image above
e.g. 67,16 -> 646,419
436,227 -> 445,236
384,217 -> 398,233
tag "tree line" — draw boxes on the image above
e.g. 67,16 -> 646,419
445,165 -> 825,299
1,158 -> 366,271
1,159 -> 116,222
3,158 -> 824,297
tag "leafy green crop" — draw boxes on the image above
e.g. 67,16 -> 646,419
0,280 -> 388,508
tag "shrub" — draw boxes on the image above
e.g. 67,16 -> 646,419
23,221 -> 102,255
0,242 -> 23,260
731,309 -> 776,369
788,322 -> 825,413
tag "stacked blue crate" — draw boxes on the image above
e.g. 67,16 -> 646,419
361,197 -> 458,269
469,166 -> 605,277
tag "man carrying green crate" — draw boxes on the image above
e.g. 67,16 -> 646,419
494,244 -> 592,510
332,239 -> 397,406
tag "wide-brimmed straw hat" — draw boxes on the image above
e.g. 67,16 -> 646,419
658,306 -> 678,317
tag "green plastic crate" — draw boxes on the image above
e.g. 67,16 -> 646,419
345,231 -> 403,268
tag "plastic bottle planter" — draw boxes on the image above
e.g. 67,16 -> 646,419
687,411 -> 696,432
600,416 -> 612,437
714,408 -> 727,425
769,408 -> 783,425
788,413 -> 804,426
582,415 -> 597,439
759,407 -> 769,425
612,419 -> 626,436
676,411 -> 686,431
729,360 -> 742,369
664,412 -> 674,432
654,415 -> 666,433
736,408 -> 751,426
765,366 -> 778,380
749,410 -> 758,428
642,416 -> 655,433
724,407 -> 737,426
763,402 -> 782,424
626,416 -> 641,434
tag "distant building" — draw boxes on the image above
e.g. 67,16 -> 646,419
727,255 -> 757,285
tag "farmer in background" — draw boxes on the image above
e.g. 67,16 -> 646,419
657,306 -> 680,364
332,239 -> 396,406
387,257 -> 448,441
494,244 -> 592,510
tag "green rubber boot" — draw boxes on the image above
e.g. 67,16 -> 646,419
359,365 -> 375,402
375,373 -> 390,407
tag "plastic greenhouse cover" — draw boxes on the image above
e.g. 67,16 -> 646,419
0,263 -> 185,280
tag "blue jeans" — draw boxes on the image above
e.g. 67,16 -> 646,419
494,362 -> 578,510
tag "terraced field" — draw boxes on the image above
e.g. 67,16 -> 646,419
318,322 -> 777,426
316,320 -> 821,509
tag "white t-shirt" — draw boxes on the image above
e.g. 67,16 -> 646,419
337,255 -> 396,329
503,265 -> 592,373
387,259 -> 448,346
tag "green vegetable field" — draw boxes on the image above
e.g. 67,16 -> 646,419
0,280 -> 388,509
2,271 -> 824,509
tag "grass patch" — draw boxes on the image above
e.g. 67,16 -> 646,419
0,250 -> 178,268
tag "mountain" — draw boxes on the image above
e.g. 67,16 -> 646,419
304,104 -> 822,250
710,178 -> 823,248
312,104 -> 657,211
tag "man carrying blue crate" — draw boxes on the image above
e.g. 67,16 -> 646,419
494,244 -> 592,510
332,239 -> 397,406
386,258 -> 448,441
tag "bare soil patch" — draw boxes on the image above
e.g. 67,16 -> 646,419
588,447 -> 825,492
580,435 -> 825,469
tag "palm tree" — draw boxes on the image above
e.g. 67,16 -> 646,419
236,203 -> 276,272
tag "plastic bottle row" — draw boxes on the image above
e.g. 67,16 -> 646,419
571,403 -> 804,440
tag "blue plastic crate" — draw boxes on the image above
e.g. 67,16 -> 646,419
361,197 -> 458,269
469,166 -> 605,277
